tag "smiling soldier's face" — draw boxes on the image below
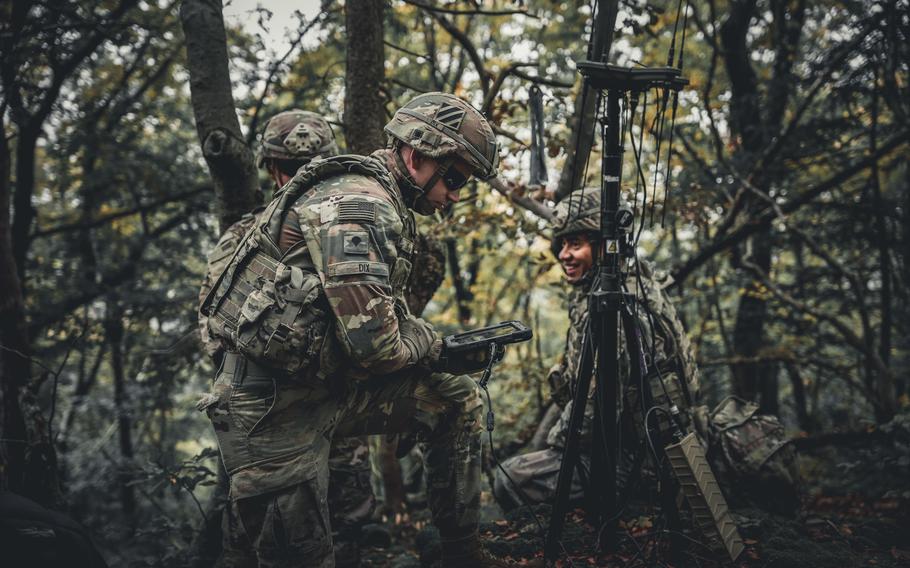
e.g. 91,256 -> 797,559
558,234 -> 594,285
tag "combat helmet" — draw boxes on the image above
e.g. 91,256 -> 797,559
552,187 -> 601,243
257,110 -> 339,168
384,92 -> 500,180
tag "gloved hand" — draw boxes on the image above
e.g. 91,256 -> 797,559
399,316 -> 438,365
431,344 -> 493,375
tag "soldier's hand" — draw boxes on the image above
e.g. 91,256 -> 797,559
432,344 -> 491,375
399,316 -> 438,365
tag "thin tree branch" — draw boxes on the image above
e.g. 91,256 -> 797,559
670,130 -> 910,287
488,177 -> 556,221
33,186 -> 209,238
401,0 -> 537,18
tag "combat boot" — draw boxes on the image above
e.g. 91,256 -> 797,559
440,531 -> 545,568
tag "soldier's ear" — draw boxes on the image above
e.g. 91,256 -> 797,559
402,145 -> 427,171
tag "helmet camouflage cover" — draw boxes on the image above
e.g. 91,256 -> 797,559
384,92 -> 500,179
552,187 -> 601,240
257,110 -> 339,168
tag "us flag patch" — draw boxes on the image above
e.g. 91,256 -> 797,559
337,201 -> 377,223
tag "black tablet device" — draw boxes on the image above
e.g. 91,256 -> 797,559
442,320 -> 532,353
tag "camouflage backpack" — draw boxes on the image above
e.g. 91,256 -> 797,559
693,396 -> 801,513
199,155 -> 407,378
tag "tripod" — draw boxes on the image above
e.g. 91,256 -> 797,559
544,64 -> 689,560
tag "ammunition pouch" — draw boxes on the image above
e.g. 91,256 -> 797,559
204,241 -> 329,377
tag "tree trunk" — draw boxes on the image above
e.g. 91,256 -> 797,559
180,0 -> 259,233
343,0 -> 386,154
731,233 -> 774,407
900,163 -> 910,398
0,121 -> 59,505
722,0 -> 805,415
104,302 -> 136,520
869,69 -> 896,415
785,361 -> 812,432
722,0 -> 764,405
0,120 -> 28,494
10,127 -> 38,287
554,0 -> 619,201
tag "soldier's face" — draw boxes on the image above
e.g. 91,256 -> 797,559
558,234 -> 594,284
404,147 -> 470,212
422,160 -> 471,211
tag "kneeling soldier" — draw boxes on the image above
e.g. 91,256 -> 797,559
200,93 -> 521,567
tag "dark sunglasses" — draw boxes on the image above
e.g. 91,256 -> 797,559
437,160 -> 470,191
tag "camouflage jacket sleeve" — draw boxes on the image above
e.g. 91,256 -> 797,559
297,176 -> 416,375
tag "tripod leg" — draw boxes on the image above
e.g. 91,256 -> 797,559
544,323 -> 596,560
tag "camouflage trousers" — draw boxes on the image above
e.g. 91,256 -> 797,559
203,354 -> 484,567
217,436 -> 374,568
493,379 -> 665,511
493,447 -> 589,511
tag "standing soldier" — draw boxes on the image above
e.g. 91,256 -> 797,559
493,188 -> 700,510
199,93 -> 523,567
198,110 -> 374,567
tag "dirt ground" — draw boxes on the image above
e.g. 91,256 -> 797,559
357,428 -> 910,568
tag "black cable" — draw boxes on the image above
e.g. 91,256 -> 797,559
629,91 -> 650,251
643,405 -> 675,464
660,0 -> 692,227
667,0 -> 686,68
627,93 -> 641,216
660,94 -> 680,228
649,85 -> 670,226
677,0 -> 692,70
634,257 -> 688,435
477,345 -> 577,567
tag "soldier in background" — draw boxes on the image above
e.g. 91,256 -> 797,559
493,188 -> 799,516
493,187 -> 700,510
198,110 -> 339,364
197,110 -> 374,567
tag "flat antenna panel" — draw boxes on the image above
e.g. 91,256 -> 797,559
665,432 -> 744,562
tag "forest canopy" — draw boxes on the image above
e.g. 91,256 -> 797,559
1,0 -> 907,566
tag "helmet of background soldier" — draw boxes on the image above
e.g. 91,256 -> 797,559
384,92 -> 500,180
550,187 -> 601,256
256,110 -> 339,169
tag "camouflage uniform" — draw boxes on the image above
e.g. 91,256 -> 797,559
197,111 -> 374,566
494,189 -> 700,510
199,94 -> 502,567
199,211 -> 261,360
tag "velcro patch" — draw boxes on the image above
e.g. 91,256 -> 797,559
338,201 -> 377,223
343,231 -> 370,255
327,261 -> 390,278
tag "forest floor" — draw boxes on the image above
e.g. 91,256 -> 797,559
357,425 -> 910,568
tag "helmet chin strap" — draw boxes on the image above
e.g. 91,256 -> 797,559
394,146 -> 448,215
